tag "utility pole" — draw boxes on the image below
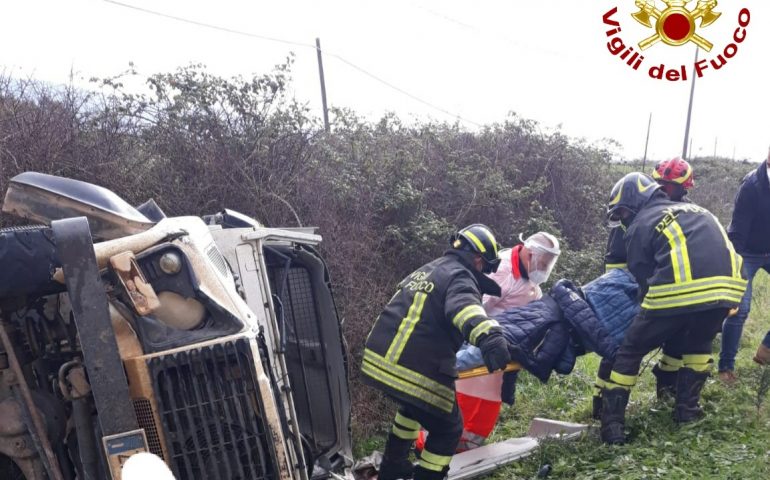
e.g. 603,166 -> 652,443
682,47 -> 699,159
641,112 -> 652,172
316,37 -> 330,133
713,137 -> 718,158
689,137 -> 694,160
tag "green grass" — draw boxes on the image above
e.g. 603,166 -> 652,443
354,272 -> 770,479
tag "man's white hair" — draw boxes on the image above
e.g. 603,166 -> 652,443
122,452 -> 176,480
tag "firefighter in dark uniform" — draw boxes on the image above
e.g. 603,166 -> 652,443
600,172 -> 746,445
362,224 -> 511,480
594,158 -> 696,418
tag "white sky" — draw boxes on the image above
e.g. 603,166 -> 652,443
1,0 -> 768,163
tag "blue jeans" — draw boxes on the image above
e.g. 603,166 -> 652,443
719,254 -> 770,371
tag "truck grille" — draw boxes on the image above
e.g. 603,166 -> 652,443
132,398 -> 164,459
148,339 -> 278,480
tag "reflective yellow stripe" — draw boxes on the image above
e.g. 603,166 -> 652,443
463,231 -> 487,253
683,354 -> 713,372
452,304 -> 487,331
608,371 -> 637,390
475,226 -> 498,256
392,425 -> 419,440
419,450 -> 452,471
670,221 -> 692,282
395,412 -> 420,431
709,212 -> 742,279
361,361 -> 454,413
642,289 -> 745,310
646,276 -> 748,297
658,354 -> 683,372
468,319 -> 499,345
661,225 -> 683,283
386,292 -> 428,362
609,188 -> 622,206
363,349 -> 455,408
662,221 -> 692,283
594,377 -> 607,395
605,263 -> 627,272
365,350 -> 454,401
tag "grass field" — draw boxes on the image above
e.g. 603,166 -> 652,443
355,273 -> 770,479
488,272 -> 770,479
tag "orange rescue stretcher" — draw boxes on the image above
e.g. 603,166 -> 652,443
457,362 -> 521,379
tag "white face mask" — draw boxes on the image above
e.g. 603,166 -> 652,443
528,269 -> 549,285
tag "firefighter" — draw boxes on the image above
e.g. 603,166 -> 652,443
452,231 -> 560,451
599,172 -> 746,445
594,158 -> 695,418
362,224 -> 511,480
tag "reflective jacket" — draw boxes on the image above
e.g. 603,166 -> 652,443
604,226 -> 628,271
624,196 -> 747,315
361,251 -> 502,415
606,196 -> 694,272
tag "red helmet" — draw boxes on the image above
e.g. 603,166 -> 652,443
651,157 -> 694,189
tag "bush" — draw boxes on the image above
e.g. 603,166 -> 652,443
0,64 -> 753,438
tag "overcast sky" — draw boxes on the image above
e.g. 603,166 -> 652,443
1,0 -> 768,163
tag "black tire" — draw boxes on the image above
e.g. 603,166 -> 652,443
0,225 -> 64,298
0,455 -> 26,480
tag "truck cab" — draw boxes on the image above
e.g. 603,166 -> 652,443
0,172 -> 352,480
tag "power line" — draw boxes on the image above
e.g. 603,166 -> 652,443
103,0 -> 312,49
103,0 -> 483,127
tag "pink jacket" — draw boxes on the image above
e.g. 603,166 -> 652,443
482,246 -> 542,317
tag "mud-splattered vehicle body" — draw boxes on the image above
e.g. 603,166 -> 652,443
0,172 -> 351,480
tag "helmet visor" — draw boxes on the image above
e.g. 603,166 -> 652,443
528,248 -> 558,281
483,257 -> 501,274
607,218 -> 623,229
520,234 -> 560,283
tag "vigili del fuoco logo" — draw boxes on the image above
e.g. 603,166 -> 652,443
602,1 -> 751,81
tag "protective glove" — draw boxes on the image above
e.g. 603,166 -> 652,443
477,331 -> 511,373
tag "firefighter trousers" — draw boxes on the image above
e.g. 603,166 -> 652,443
597,338 -> 685,387
385,402 -> 463,475
604,308 -> 728,390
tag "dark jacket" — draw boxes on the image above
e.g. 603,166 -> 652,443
458,273 -> 639,389
625,195 -> 747,315
496,295 -> 575,382
362,250 -> 501,415
727,161 -> 770,255
604,225 -> 628,271
551,280 -> 621,359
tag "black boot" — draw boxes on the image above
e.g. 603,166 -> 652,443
674,368 -> 709,424
413,465 -> 449,480
379,433 -> 415,480
591,394 -> 602,420
652,364 -> 678,402
379,459 -> 415,480
600,388 -> 630,445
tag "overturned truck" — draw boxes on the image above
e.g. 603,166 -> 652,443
0,172 -> 352,480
